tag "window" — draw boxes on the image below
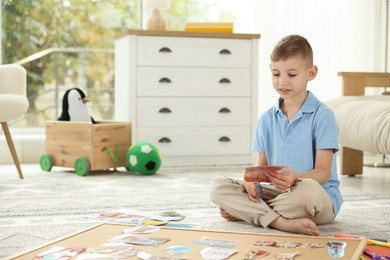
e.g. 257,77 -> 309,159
1,0 -> 235,128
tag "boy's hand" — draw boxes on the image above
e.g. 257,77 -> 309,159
243,180 -> 262,202
268,168 -> 296,191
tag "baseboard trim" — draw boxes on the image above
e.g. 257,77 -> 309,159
0,134 -> 45,164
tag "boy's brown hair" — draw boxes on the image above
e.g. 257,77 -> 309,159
271,35 -> 314,67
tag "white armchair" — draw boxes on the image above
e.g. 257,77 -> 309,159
0,64 -> 29,179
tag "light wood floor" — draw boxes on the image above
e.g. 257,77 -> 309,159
340,158 -> 390,195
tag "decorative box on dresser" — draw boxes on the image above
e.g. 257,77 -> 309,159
115,30 -> 260,166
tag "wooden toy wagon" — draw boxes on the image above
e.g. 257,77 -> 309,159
39,121 -> 131,176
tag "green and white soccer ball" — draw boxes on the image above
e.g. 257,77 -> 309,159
126,141 -> 161,175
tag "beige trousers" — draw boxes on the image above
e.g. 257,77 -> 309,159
210,176 -> 335,228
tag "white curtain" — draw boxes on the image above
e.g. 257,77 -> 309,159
227,0 -> 387,113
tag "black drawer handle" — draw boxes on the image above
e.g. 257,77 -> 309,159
158,107 -> 172,113
158,77 -> 172,83
159,47 -> 172,53
219,78 -> 231,84
218,136 -> 231,142
158,137 -> 171,143
219,49 -> 232,55
218,107 -> 231,113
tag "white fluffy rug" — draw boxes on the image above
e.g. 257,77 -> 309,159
1,164 -> 389,259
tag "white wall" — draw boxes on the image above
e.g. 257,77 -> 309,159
226,0 -> 387,114
0,5 -> 2,64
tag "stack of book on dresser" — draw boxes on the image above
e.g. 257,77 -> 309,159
185,22 -> 233,33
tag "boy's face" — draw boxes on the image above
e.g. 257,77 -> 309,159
270,55 -> 317,101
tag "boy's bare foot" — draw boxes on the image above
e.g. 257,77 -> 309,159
269,216 -> 320,236
219,208 -> 241,221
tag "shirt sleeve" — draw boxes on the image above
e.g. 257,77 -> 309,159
252,113 -> 266,153
314,106 -> 339,153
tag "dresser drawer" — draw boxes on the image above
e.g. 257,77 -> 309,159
137,36 -> 252,68
137,67 -> 251,97
137,97 -> 251,127
137,126 -> 251,156
115,31 -> 260,165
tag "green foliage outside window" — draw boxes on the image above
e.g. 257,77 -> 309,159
1,0 -> 233,127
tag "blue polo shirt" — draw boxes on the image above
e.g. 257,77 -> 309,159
253,91 -> 343,215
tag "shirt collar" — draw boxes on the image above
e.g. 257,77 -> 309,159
273,91 -> 318,115
301,91 -> 318,113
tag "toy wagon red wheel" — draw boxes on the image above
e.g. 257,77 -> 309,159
74,157 -> 90,176
39,154 -> 53,172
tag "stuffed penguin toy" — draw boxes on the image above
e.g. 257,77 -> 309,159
58,88 -> 95,123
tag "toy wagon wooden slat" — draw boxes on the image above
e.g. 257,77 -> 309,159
40,121 -> 131,176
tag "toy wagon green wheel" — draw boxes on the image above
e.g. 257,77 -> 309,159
74,157 -> 90,176
40,154 -> 53,172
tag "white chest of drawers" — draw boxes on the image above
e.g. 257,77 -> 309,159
115,30 -> 260,166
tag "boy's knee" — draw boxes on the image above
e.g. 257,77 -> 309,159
294,178 -> 321,194
210,176 -> 228,202
291,179 -> 329,216
295,179 -> 322,203
274,179 -> 322,210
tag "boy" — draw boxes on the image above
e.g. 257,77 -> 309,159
210,35 -> 343,236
